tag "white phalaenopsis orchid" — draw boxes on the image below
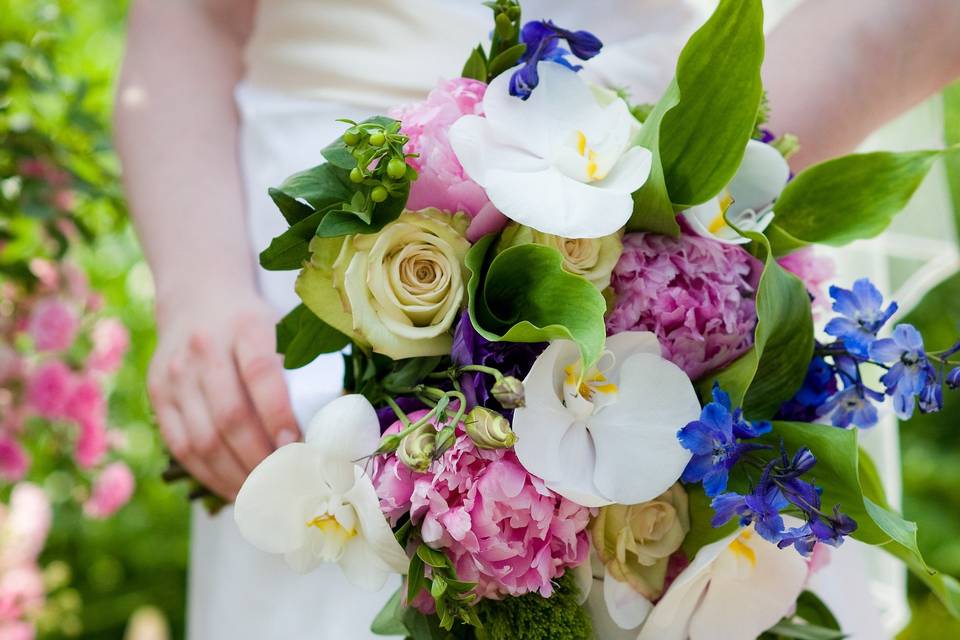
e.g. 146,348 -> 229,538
511,331 -> 700,507
683,139 -> 790,244
449,63 -> 652,239
234,395 -> 408,590
637,527 -> 808,640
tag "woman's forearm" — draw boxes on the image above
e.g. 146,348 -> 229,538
115,0 -> 257,313
763,0 -> 960,170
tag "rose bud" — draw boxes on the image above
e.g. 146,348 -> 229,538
397,423 -> 436,472
491,376 -> 525,409
465,407 -> 517,450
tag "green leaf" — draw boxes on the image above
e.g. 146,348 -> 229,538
275,304 -> 350,369
371,588 -> 409,636
322,116 -> 398,170
268,187 -> 314,226
315,180 -> 410,237
406,553 -> 426,603
763,620 -> 846,640
462,46 -> 488,82
417,544 -> 450,569
271,162 -> 353,211
487,43 -> 526,79
769,149 -> 957,251
627,0 -> 765,233
258,209 -> 324,271
383,357 -> 442,392
465,234 -> 608,367
793,591 -> 842,631
699,230 -> 813,419
945,81 -> 960,244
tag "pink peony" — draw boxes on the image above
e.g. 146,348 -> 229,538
84,462 -> 135,519
0,621 -> 35,640
0,440 -> 28,483
778,247 -> 836,314
87,318 -> 130,375
606,231 -> 762,380
24,361 -> 74,420
389,78 -> 508,241
372,411 -> 592,600
27,298 -> 78,352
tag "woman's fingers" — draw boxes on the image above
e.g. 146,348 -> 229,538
234,319 -> 300,448
174,374 -> 249,500
192,331 -> 273,472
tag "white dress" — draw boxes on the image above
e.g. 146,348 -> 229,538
186,1 -> 933,637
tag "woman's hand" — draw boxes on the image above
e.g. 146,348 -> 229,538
148,284 -> 298,501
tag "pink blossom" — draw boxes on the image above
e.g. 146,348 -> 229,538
0,484 -> 51,569
0,345 -> 22,386
0,440 -> 28,483
65,377 -> 109,468
87,318 -> 130,375
806,543 -> 832,578
24,361 -> 74,420
606,231 -> 762,380
84,462 -> 135,519
26,260 -> 58,292
778,247 -> 836,314
0,565 -> 44,625
27,298 -> 78,352
390,78 -> 507,240
372,411 -> 592,600
0,621 -> 35,640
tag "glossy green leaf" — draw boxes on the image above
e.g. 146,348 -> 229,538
699,230 -> 813,419
487,43 -> 526,79
628,0 -> 764,233
465,234 -> 608,367
270,162 -> 353,211
769,149 -> 957,250
258,209 -> 325,271
371,588 -> 409,636
315,180 -> 410,237
461,46 -> 487,82
268,187 -> 314,226
793,591 -> 842,631
275,303 -> 350,369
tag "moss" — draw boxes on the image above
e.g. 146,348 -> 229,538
475,573 -> 592,640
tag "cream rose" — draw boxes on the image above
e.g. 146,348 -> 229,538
590,483 -> 690,600
499,223 -> 622,289
295,209 -> 470,359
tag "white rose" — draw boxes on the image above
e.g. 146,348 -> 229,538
296,209 -> 470,360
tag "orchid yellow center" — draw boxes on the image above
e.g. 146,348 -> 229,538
576,130 -> 602,181
707,192 -> 736,234
564,363 -> 618,400
307,514 -> 356,540
728,529 -> 757,568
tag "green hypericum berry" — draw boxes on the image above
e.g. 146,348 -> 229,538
342,129 -> 361,146
368,131 -> 387,146
371,186 -> 389,202
349,167 -> 364,183
386,158 -> 407,180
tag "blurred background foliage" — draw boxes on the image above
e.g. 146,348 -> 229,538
1,1 -> 958,638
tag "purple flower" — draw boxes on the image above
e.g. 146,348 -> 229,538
777,355 -> 838,422
509,20 -> 602,99
808,507 -> 858,548
870,324 -> 935,419
710,483 -> 788,543
450,312 -> 544,416
946,366 -> 960,390
824,279 -> 897,358
818,356 -> 883,428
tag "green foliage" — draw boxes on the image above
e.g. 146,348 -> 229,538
461,1 -> 524,83
475,572 -> 591,640
276,303 -> 350,369
628,0 -> 765,235
768,149 -> 956,253
698,230 -> 813,419
465,234 -> 608,367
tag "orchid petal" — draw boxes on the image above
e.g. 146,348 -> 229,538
603,569 -> 653,630
304,394 -> 381,463
343,470 -> 409,575
728,140 -> 790,214
338,538 -> 394,591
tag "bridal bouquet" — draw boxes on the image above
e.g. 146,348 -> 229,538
236,1 -> 960,638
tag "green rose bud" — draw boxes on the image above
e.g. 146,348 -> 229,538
397,422 -> 436,473
590,483 -> 690,600
498,223 -> 622,290
465,407 -> 517,449
490,376 -> 525,409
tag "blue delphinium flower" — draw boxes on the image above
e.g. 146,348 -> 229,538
711,480 -> 788,544
824,278 -> 898,358
509,20 -> 602,99
947,366 -> 960,390
677,384 -> 769,496
817,356 -> 883,428
869,324 -> 937,419
777,355 -> 838,422
808,507 -> 858,547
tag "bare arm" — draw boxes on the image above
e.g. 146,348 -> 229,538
116,0 -> 298,500
764,0 -> 960,170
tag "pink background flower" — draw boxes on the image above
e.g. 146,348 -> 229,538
606,231 -> 762,380
87,318 -> 130,375
24,361 -> 74,420
27,298 -> 78,352
372,411 -> 592,600
84,461 -> 135,519
778,247 -> 836,314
